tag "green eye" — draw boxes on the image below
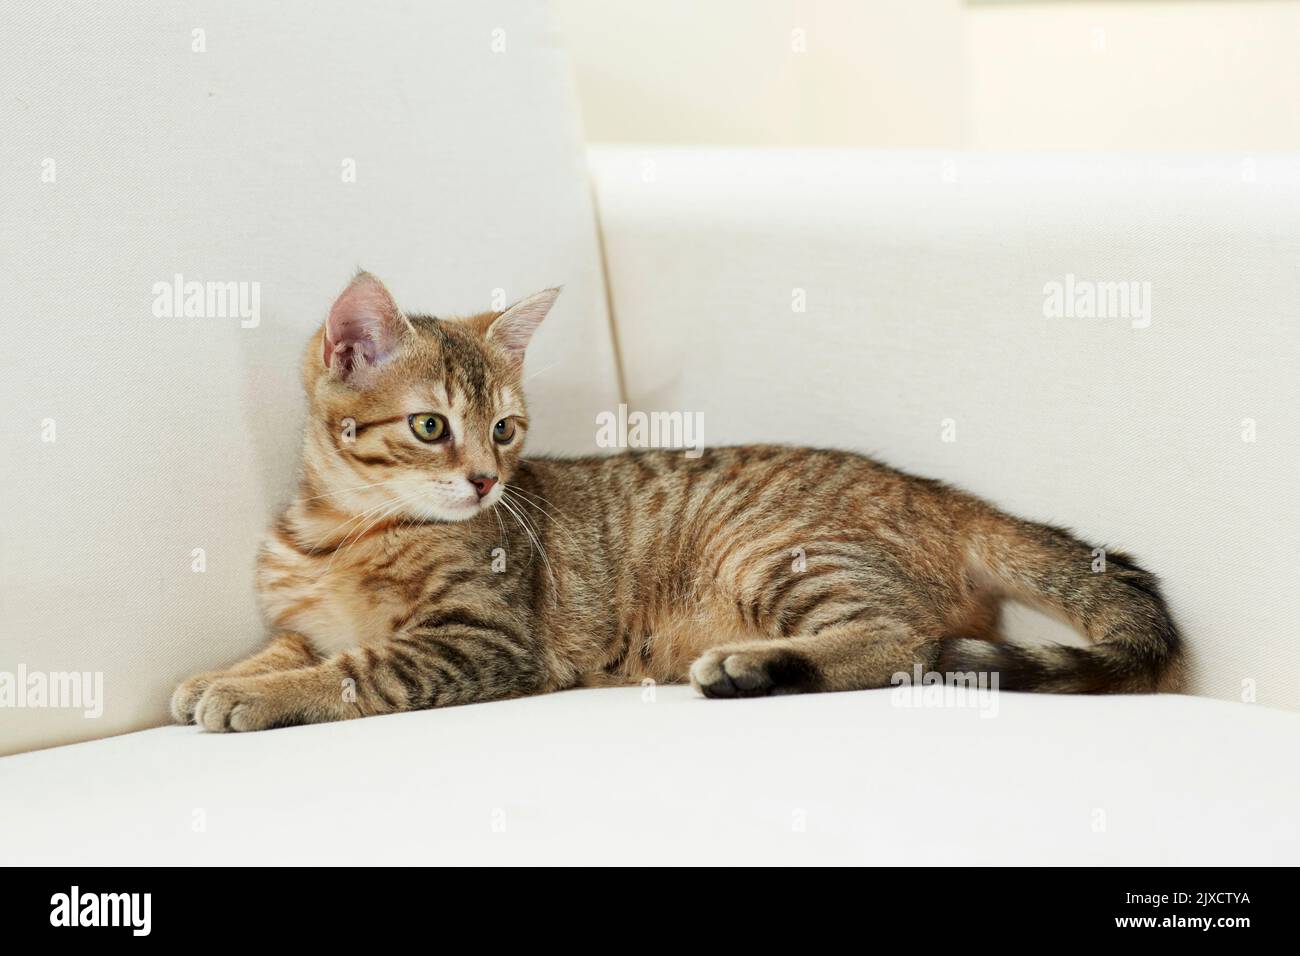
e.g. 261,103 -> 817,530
409,413 -> 449,443
493,417 -> 516,444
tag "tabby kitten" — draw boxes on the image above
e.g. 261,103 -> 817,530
172,272 -> 1183,732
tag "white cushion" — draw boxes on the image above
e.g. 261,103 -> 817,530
591,146 -> 1300,711
0,1 -> 620,755
1,687 -> 1295,865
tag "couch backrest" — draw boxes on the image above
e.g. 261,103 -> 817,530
0,1 -> 619,754
591,146 -> 1300,711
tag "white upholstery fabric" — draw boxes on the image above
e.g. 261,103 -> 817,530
0,1 -> 619,755
590,146 -> 1300,712
1,686 -> 1296,865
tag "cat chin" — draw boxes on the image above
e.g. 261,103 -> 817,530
410,500 -> 483,524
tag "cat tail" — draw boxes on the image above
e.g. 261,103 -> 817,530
938,514 -> 1184,693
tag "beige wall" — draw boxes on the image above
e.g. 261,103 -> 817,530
554,0 -> 1300,151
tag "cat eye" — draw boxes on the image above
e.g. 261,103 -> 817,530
409,413 -> 449,443
493,417 -> 516,444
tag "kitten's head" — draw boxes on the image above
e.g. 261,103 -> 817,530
300,271 -> 557,524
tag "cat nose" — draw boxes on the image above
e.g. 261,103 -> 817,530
468,474 -> 497,498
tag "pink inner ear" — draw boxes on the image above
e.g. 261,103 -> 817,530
324,274 -> 405,379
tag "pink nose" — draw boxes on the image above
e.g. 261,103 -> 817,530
469,474 -> 497,498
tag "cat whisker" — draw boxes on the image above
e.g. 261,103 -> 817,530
323,490 -> 427,573
314,496 -> 404,550
523,361 -> 559,382
492,502 -> 509,548
500,491 -> 546,550
322,503 -> 402,573
496,495 -> 557,599
501,482 -> 569,519
296,479 -> 395,504
501,495 -> 566,609
501,485 -> 581,552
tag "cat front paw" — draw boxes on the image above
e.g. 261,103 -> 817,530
192,676 -> 293,733
170,673 -> 219,724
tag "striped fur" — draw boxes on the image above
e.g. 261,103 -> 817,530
172,273 -> 1183,732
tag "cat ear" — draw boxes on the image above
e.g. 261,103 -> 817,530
323,271 -> 410,382
485,288 -> 559,364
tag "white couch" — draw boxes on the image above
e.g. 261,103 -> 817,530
2,1 -> 1297,865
